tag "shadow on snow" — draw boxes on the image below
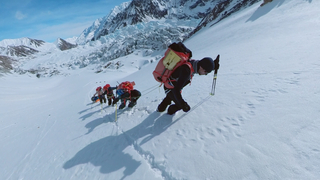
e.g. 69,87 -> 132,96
63,111 -> 174,179
64,96 -> 212,179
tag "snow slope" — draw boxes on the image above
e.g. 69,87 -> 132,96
1,0 -> 320,179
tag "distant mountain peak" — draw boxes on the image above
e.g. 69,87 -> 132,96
55,38 -> 77,51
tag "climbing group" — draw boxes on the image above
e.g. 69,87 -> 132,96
91,42 -> 220,115
92,81 -> 141,109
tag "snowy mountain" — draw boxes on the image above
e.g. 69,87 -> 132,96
76,1 -> 131,44
0,0 -> 264,78
0,38 -> 44,57
76,0 -> 217,44
0,38 -> 43,74
0,37 -> 45,49
0,36 -> 77,76
1,0 -> 320,179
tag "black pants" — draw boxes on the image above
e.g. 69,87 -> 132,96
160,89 -> 180,106
120,89 -> 141,105
99,95 -> 106,104
158,89 -> 182,113
130,89 -> 141,101
107,96 -> 114,106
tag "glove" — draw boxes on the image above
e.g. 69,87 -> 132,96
214,61 -> 220,71
214,55 -> 220,71
182,102 -> 190,112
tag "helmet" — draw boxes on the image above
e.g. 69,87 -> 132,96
96,86 -> 102,91
103,84 -> 110,90
198,57 -> 214,73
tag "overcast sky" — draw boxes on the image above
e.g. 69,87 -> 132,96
0,0 -> 130,42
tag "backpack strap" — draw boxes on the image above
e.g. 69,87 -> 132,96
164,61 -> 194,89
118,81 -> 135,97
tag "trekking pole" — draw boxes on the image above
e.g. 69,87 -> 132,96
115,104 -> 118,122
210,71 -> 218,95
210,55 -> 220,96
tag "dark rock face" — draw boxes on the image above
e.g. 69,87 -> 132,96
6,45 -> 39,57
28,38 -> 45,47
189,0 -> 260,37
0,55 -> 16,74
56,38 -> 77,51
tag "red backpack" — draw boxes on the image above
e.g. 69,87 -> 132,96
118,81 -> 135,93
153,42 -> 193,89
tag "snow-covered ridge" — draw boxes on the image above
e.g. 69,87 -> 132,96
0,37 -> 44,49
76,0 -> 219,45
76,1 -> 131,45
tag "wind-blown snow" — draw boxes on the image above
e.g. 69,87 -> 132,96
1,0 -> 320,179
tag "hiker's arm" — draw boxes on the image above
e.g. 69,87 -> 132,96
109,87 -> 117,91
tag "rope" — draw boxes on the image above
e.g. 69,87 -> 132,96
140,84 -> 161,96
140,84 -> 159,93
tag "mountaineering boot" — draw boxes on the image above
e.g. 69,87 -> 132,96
119,103 -> 126,109
157,100 -> 171,112
112,97 -> 119,106
128,101 -> 137,108
181,102 -> 190,112
119,99 -> 126,109
108,96 -> 114,106
167,104 -> 181,115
